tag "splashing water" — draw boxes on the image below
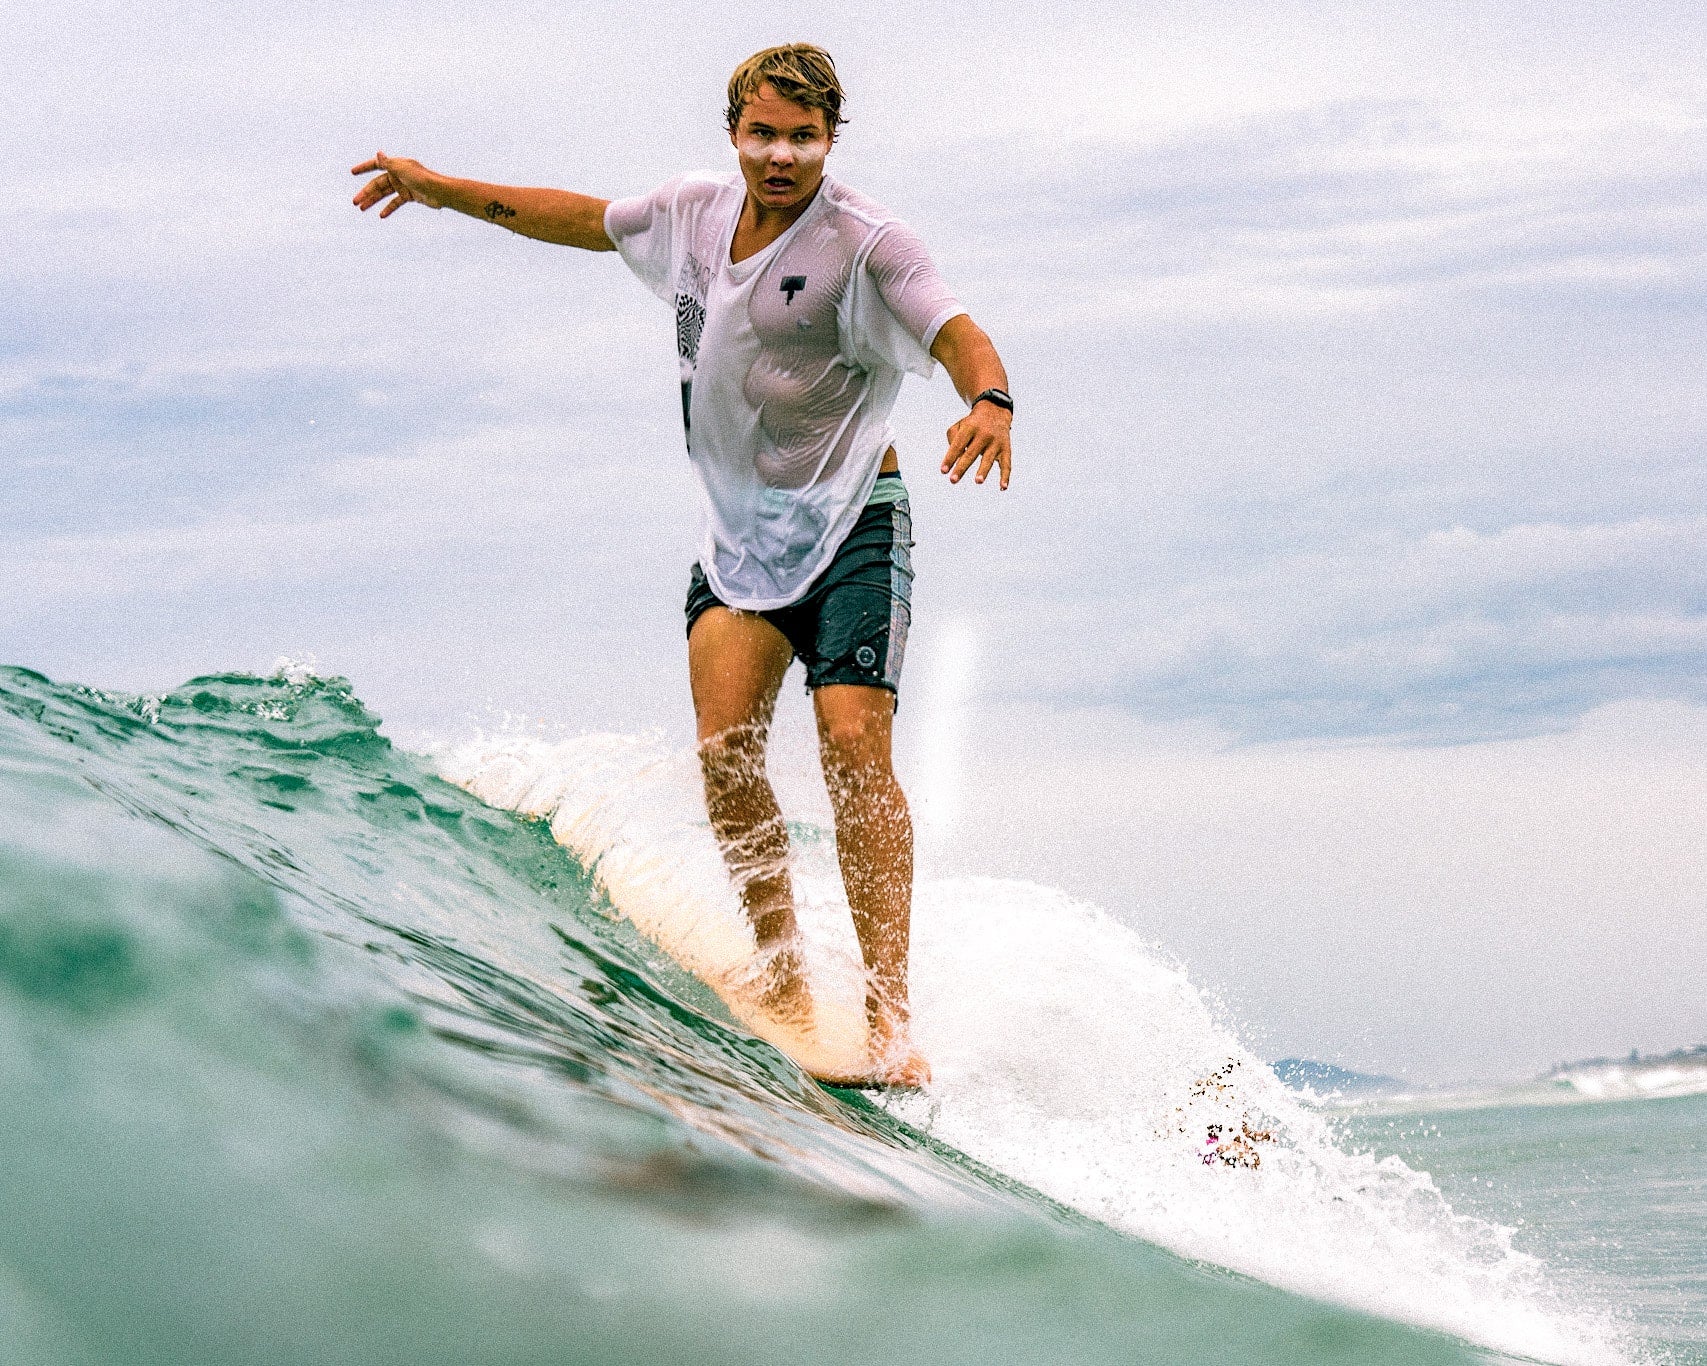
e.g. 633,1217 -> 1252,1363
439,726 -> 1633,1366
0,665 -> 1649,1364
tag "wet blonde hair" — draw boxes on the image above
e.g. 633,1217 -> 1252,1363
725,43 -> 846,136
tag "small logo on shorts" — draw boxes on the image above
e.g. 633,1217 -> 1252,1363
854,645 -> 878,670
780,275 -> 807,304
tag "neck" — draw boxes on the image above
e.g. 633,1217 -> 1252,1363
744,179 -> 823,233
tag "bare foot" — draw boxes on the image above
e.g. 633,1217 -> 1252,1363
868,1004 -> 931,1087
747,939 -> 814,1029
810,1004 -> 930,1089
878,1047 -> 932,1088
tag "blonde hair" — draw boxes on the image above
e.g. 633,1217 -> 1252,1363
725,43 -> 847,135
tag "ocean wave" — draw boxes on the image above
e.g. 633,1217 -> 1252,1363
440,724 -> 1634,1366
0,665 -> 1637,1366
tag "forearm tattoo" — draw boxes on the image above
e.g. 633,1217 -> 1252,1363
483,200 -> 518,222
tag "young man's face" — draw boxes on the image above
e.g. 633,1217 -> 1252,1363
730,82 -> 833,212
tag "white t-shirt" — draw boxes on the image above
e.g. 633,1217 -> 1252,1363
604,171 -> 965,610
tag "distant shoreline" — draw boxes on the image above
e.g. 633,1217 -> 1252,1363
1275,1044 -> 1707,1111
1542,1042 -> 1707,1079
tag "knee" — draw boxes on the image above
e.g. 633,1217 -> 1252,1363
819,710 -> 873,761
698,724 -> 768,793
819,720 -> 897,796
699,719 -> 765,764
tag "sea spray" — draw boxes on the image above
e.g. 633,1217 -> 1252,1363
440,725 -> 1634,1366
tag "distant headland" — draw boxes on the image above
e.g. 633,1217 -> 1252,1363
1274,1044 -> 1707,1106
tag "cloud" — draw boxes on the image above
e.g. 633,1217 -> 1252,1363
4,416 -> 699,601
874,94 -> 1707,743
6,0 -> 1705,751
973,509 -> 1707,740
910,691 -> 1707,1080
966,97 -> 1707,330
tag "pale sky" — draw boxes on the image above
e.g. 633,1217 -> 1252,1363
5,0 -> 1704,1080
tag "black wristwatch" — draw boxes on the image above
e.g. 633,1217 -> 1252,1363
971,387 -> 1014,414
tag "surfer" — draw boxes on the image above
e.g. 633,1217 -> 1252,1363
352,43 -> 1012,1088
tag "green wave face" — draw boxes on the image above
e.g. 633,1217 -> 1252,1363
0,666 -> 1486,1366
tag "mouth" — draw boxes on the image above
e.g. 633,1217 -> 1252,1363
763,175 -> 795,193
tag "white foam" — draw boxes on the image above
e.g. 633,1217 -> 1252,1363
268,655 -> 326,686
1550,1062 -> 1707,1103
1308,1060 -> 1707,1116
433,729 -> 1633,1366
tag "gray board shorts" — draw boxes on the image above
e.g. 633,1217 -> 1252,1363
685,473 -> 914,696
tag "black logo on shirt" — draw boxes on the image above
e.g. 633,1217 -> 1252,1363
780,275 -> 807,304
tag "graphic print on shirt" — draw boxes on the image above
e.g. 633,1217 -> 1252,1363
673,252 -> 711,435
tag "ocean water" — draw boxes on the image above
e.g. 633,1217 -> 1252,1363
0,665 -> 1694,1366
1339,1093 -> 1706,1362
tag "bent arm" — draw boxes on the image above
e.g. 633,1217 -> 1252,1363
351,153 -> 615,251
930,314 -> 1013,489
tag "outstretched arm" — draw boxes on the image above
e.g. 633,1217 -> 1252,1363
932,314 -> 1013,489
350,151 -> 615,251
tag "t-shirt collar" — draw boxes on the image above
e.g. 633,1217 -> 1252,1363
723,173 -> 831,280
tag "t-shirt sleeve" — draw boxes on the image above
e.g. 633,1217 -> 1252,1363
847,222 -> 967,377
603,176 -> 687,302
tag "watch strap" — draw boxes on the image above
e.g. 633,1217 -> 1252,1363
971,387 -> 1014,414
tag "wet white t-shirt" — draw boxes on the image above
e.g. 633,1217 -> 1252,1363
604,171 -> 965,610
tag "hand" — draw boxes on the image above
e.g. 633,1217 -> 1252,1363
350,151 -> 444,218
940,400 -> 1013,489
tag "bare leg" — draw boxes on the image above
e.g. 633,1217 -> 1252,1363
814,683 -> 930,1087
687,606 -> 808,1020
